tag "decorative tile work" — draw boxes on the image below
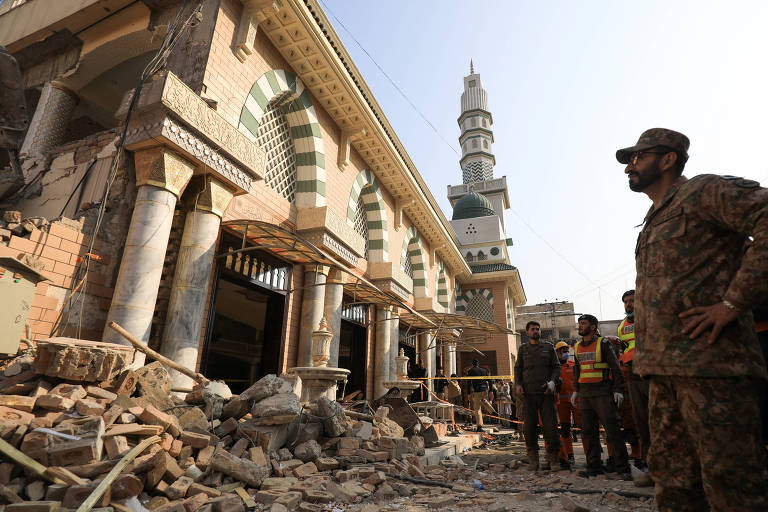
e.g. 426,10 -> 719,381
400,226 -> 427,297
238,69 -> 325,208
346,169 -> 389,262
20,82 -> 77,159
254,92 -> 297,202
436,259 -> 449,308
455,288 -> 494,325
461,159 -> 494,184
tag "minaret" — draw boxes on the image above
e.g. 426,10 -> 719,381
458,61 -> 495,184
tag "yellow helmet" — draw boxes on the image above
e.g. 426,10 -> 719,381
555,341 -> 569,351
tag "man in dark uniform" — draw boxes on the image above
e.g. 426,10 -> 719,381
514,320 -> 562,471
467,359 -> 490,432
571,314 -> 631,480
618,127 -> 768,510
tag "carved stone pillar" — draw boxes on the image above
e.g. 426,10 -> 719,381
297,266 -> 328,367
103,148 -> 194,364
389,310 -> 400,381
20,82 -> 77,160
324,269 -> 344,368
374,306 -> 391,399
160,175 -> 235,390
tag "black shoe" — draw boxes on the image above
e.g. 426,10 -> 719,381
633,459 -> 647,471
578,467 -> 605,478
568,454 -> 575,465
541,462 -> 551,471
559,460 -> 571,470
604,457 -> 616,473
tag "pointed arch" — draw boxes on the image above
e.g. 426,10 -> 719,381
346,169 -> 389,262
400,226 -> 427,297
238,69 -> 325,208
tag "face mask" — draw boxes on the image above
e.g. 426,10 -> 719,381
559,354 -> 569,362
627,311 -> 635,321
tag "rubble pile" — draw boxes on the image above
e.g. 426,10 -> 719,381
0,340 -> 462,512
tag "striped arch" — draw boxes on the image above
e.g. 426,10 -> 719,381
346,169 -> 389,262
455,288 -> 494,323
400,226 -> 427,297
238,69 -> 325,208
436,260 -> 449,308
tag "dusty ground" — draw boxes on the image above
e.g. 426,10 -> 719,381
335,430 -> 658,512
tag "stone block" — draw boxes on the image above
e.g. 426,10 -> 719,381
86,386 -> 117,401
104,435 -> 130,459
317,398 -> 348,437
75,399 -> 105,416
182,493 -> 209,512
292,461 -> 317,478
238,421 -> 294,453
62,485 -> 110,508
196,446 -> 215,470
110,473 -> 143,500
44,485 -> 67,501
250,393 -> 300,425
0,395 -> 37,412
210,448 -> 269,488
186,483 -> 220,498
313,457 -> 339,471
166,476 -> 194,500
273,492 -> 301,509
337,437 -> 360,450
34,395 -> 75,412
6,502 -> 60,512
50,383 -> 87,400
140,405 -> 174,432
248,446 -> 267,466
112,370 -> 138,396
48,438 -> 100,466
0,406 -> 35,425
293,440 -> 321,462
180,431 -> 210,449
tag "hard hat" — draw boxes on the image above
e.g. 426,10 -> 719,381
555,341 -> 569,351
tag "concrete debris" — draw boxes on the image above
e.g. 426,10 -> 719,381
0,343 -> 656,512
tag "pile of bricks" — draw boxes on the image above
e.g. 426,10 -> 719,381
0,340 -> 457,512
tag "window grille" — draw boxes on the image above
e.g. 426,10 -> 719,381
477,251 -> 487,261
255,93 -> 297,202
466,294 -> 493,323
465,252 -> 474,262
352,193 -> 369,259
341,303 -> 367,326
403,254 -> 414,279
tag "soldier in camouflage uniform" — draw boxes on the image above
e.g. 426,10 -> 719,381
617,128 -> 768,511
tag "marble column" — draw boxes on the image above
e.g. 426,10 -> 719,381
374,306 -> 391,398
447,342 -> 458,376
160,175 -> 235,390
297,266 -> 328,367
388,310 -> 400,381
103,148 -> 194,365
20,81 -> 78,160
324,269 -> 344,368
423,332 -> 435,397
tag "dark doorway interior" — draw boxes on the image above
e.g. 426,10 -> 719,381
202,235 -> 290,394
458,350 -> 497,378
338,321 -> 366,398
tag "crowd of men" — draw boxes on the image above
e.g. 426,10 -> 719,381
510,128 -> 768,511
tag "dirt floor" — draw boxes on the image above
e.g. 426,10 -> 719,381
336,428 -> 658,512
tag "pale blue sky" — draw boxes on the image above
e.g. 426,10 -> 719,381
321,0 -> 768,320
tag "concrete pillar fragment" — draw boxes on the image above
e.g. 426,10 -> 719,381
160,175 -> 235,390
297,266 -> 328,367
374,306 -> 391,399
20,82 -> 78,160
423,332 -> 435,398
103,148 -> 194,365
324,269 -> 344,368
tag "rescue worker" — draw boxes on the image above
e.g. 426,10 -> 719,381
514,321 -> 562,471
615,289 -> 650,469
618,127 -> 768,510
571,314 -> 631,479
555,341 -> 580,468
467,359 -> 490,432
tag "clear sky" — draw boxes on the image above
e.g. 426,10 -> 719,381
321,0 -> 768,321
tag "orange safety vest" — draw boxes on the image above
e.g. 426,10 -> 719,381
617,318 -> 635,365
559,360 -> 576,398
575,337 -> 610,384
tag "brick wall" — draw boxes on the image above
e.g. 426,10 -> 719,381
6,219 -> 112,341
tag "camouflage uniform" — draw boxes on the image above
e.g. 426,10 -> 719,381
631,165 -> 768,510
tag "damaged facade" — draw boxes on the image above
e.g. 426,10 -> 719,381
0,0 -> 525,399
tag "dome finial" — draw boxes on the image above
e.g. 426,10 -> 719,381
470,59 -> 474,74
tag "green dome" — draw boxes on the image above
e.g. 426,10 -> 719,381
452,192 -> 496,220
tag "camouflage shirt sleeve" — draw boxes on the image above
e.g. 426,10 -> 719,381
695,176 -> 768,310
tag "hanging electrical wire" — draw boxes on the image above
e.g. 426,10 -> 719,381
52,0 -> 204,338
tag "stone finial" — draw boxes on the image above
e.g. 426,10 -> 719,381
470,59 -> 474,75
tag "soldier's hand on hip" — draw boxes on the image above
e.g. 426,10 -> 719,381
679,302 -> 740,345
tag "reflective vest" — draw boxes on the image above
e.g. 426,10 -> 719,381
575,337 -> 609,384
617,318 -> 635,365
559,360 -> 576,398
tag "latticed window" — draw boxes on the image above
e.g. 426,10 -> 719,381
353,194 -> 369,260
466,294 -> 493,323
403,248 -> 414,279
255,93 -> 296,202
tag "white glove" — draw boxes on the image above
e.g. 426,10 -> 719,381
614,392 -> 624,409
546,381 -> 555,393
570,392 -> 578,407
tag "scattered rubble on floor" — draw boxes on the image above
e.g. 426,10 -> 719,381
0,339 -> 656,512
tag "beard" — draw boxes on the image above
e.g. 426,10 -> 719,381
530,333 -> 540,340
628,161 -> 662,192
